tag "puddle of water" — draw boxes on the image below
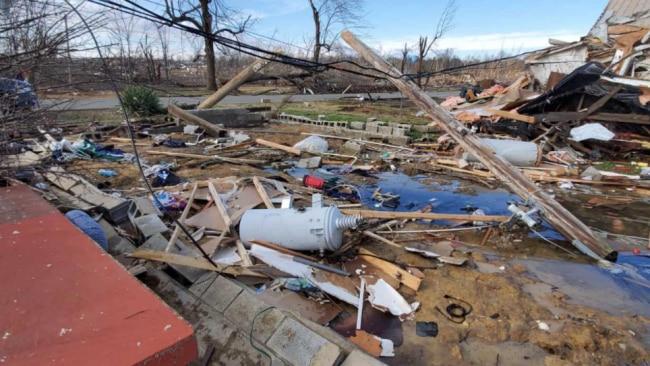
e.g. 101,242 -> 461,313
516,257 -> 650,318
285,167 -> 650,316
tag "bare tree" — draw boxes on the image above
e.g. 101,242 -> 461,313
0,0 -> 101,87
164,0 -> 252,90
415,0 -> 456,88
307,0 -> 365,64
106,10 -> 140,82
400,43 -> 411,74
156,25 -> 171,80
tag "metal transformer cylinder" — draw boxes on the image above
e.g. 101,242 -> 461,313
239,203 -> 359,251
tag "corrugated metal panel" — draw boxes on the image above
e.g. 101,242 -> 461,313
590,0 -> 650,33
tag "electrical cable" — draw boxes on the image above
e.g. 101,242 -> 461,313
64,0 -> 221,270
530,227 -> 579,258
435,294 -> 473,324
250,306 -> 275,366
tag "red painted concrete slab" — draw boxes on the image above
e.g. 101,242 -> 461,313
0,185 -> 198,365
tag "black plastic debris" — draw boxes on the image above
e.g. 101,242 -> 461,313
416,321 -> 438,337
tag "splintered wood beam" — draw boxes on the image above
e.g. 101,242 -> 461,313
341,209 -> 510,222
198,57 -> 273,109
485,108 -> 535,123
165,182 -> 198,252
208,182 -> 232,233
255,138 -> 302,155
168,104 -> 225,137
341,30 -> 616,262
128,248 -> 267,277
362,230 -> 401,248
253,176 -> 274,209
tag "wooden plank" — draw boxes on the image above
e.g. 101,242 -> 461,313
146,150 -> 267,165
524,174 -> 650,188
485,108 -> 535,123
341,30 -> 616,261
429,163 -> 495,178
341,209 -> 510,223
197,57 -> 272,109
255,138 -> 301,155
362,230 -> 401,248
128,248 -> 266,277
358,248 -> 421,291
208,182 -> 232,232
252,176 -> 274,209
165,183 -> 198,252
235,240 -> 253,267
168,104 -> 224,137
202,229 -> 228,257
586,85 -> 622,115
590,112 -> 650,125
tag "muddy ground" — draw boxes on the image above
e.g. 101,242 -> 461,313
59,120 -> 650,366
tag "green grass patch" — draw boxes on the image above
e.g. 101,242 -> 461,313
595,161 -> 643,175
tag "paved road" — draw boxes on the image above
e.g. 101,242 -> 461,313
40,91 -> 457,111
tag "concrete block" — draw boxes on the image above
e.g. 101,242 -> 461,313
377,126 -> 393,135
318,114 -> 326,121
189,274 -> 243,313
386,135 -> 411,146
343,141 -> 363,153
224,290 -> 286,343
192,302 -> 286,366
392,128 -> 407,137
266,318 -> 341,366
133,214 -> 169,238
341,350 -> 386,366
397,123 -> 412,130
297,156 -> 322,169
413,124 -> 433,133
365,123 -> 379,133
367,117 -> 377,122
349,121 -> 365,130
387,122 -> 399,128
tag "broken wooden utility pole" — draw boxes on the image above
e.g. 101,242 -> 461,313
341,30 -> 617,262
167,104 -> 225,137
197,56 -> 273,109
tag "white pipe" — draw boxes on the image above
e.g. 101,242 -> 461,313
356,278 -> 365,330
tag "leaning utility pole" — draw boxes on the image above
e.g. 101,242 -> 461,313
341,30 -> 616,262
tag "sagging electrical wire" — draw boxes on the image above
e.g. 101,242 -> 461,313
530,227 -> 579,258
87,0 -> 542,82
64,0 -> 221,270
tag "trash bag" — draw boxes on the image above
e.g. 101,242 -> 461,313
161,139 -> 187,148
152,168 -> 182,187
293,135 -> 328,154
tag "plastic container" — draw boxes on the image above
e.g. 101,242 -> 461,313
98,169 -> 117,177
303,174 -> 324,190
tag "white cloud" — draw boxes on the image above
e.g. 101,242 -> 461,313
373,30 -> 583,57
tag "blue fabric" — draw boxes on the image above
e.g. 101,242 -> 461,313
65,210 -> 108,251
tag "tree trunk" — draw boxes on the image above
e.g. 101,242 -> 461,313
309,0 -> 321,64
201,0 -> 217,91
